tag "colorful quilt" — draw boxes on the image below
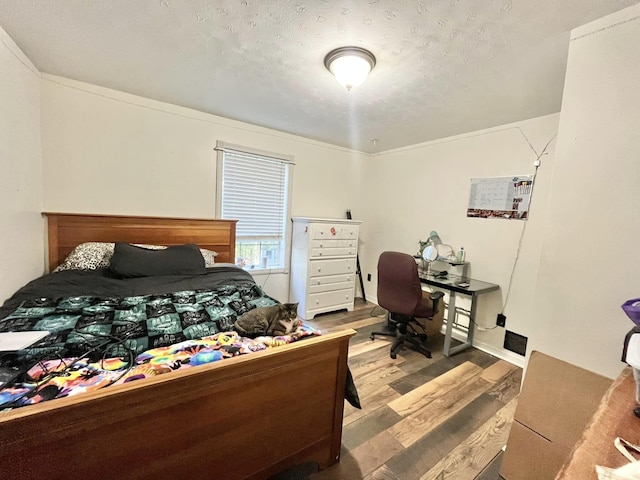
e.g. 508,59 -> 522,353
0,282 -> 319,409
0,327 -> 318,408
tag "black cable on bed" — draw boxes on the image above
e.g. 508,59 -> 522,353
0,321 -> 140,410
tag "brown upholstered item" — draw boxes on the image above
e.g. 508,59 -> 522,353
556,367 -> 639,479
371,251 -> 444,359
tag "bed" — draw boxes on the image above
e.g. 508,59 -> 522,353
0,213 -> 355,480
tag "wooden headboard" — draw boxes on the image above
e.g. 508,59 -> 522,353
44,213 -> 237,272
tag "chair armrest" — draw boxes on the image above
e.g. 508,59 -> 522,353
429,291 -> 445,315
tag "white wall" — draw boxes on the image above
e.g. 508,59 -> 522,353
23,4 -> 640,377
40,75 -> 368,302
359,115 -> 559,364
38,73 -> 565,366
531,4 -> 640,378
0,27 -> 43,303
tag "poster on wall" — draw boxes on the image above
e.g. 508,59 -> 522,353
467,175 -> 533,219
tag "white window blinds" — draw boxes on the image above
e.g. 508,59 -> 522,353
219,149 -> 290,240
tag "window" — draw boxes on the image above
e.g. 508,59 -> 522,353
215,141 -> 294,271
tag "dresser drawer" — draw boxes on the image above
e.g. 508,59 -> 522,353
310,246 -> 357,258
311,223 -> 359,240
311,239 -> 357,249
309,258 -> 356,277
308,273 -> 354,294
308,289 -> 353,310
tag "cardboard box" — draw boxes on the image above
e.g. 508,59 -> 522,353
503,422 -> 569,480
416,290 -> 445,337
500,351 -> 613,480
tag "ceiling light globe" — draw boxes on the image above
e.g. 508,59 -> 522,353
330,55 -> 372,91
324,47 -> 376,91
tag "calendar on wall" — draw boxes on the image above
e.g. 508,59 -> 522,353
467,175 -> 534,220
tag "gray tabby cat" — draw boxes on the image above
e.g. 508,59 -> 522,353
234,303 -> 301,337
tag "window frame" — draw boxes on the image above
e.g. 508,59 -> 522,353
215,141 -> 294,274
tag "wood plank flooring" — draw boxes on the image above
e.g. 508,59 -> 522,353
271,300 -> 520,480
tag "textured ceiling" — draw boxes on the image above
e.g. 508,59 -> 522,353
0,0 -> 637,153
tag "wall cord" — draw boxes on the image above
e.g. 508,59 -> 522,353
499,132 -> 557,318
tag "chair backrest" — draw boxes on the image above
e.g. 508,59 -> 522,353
377,251 -> 423,317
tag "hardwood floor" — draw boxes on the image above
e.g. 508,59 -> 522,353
272,300 -> 520,480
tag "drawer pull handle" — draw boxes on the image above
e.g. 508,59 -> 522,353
319,252 -> 322,256
317,268 -> 322,272
317,280 -> 321,285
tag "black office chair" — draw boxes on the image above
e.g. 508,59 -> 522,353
370,251 -> 445,359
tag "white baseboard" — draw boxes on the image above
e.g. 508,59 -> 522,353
447,327 -> 525,367
472,337 -> 526,368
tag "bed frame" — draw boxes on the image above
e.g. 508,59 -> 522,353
44,212 -> 238,271
0,213 -> 355,480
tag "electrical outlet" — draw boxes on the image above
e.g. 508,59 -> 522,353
497,313 -> 506,327
367,273 -> 371,282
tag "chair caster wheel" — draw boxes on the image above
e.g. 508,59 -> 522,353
370,335 -> 375,341
390,351 -> 397,359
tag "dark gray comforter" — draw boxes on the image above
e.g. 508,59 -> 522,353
0,266 -> 256,320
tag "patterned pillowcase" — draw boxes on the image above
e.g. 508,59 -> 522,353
54,242 -> 218,271
199,248 -> 218,267
53,242 -> 115,272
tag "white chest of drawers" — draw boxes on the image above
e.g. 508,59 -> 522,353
290,217 -> 361,320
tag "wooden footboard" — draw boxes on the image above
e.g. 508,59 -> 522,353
0,330 -> 355,480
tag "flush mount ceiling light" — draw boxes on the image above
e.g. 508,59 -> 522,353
324,46 -> 376,91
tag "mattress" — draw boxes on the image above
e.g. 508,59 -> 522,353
0,266 -> 318,409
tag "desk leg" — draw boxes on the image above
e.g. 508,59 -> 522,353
467,294 -> 478,346
443,291 -> 456,356
443,292 -> 475,357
